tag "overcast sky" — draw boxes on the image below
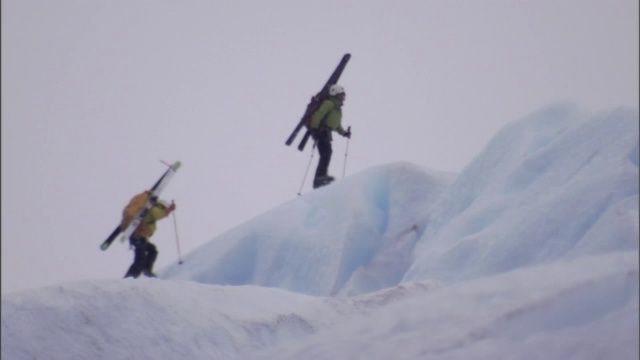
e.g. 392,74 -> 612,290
2,0 -> 638,294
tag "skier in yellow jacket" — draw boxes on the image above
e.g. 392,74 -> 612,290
308,84 -> 351,188
121,191 -> 176,278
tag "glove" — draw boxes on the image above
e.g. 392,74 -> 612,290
167,201 -> 176,212
343,128 -> 352,139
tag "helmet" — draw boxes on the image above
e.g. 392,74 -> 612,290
157,199 -> 171,208
329,84 -> 345,96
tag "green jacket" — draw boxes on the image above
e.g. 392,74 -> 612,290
134,204 -> 170,238
309,96 -> 347,135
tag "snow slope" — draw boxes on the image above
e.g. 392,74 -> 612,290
2,252 -> 637,360
406,104 -> 639,282
161,161 -> 454,296
2,103 -> 638,359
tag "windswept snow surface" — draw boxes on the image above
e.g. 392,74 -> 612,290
3,103 -> 638,359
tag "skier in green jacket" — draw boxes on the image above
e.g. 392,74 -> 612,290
309,84 -> 351,188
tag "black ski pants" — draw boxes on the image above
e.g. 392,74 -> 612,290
314,130 -> 333,179
125,235 -> 158,278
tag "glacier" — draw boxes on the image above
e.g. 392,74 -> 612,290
2,103 -> 638,360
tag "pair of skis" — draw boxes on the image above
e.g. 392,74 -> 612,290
100,161 -> 181,251
285,53 -> 351,151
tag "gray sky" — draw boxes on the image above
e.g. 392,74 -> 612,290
2,0 -> 638,294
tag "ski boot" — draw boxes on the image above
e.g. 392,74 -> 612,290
313,175 -> 335,189
142,269 -> 157,278
124,271 -> 140,279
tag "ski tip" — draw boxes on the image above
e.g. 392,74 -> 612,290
160,160 -> 182,170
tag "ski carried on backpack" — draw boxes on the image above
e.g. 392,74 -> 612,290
100,161 -> 181,251
285,53 -> 351,151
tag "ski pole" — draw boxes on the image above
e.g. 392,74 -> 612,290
298,140 -> 317,196
171,206 -> 184,265
342,126 -> 351,178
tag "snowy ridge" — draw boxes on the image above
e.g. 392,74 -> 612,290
161,161 -> 454,296
2,103 -> 638,359
2,251 -> 636,359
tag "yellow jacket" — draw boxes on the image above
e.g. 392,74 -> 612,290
120,191 -> 171,238
134,204 -> 170,238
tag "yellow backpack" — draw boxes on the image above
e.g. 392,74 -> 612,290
120,191 -> 150,231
